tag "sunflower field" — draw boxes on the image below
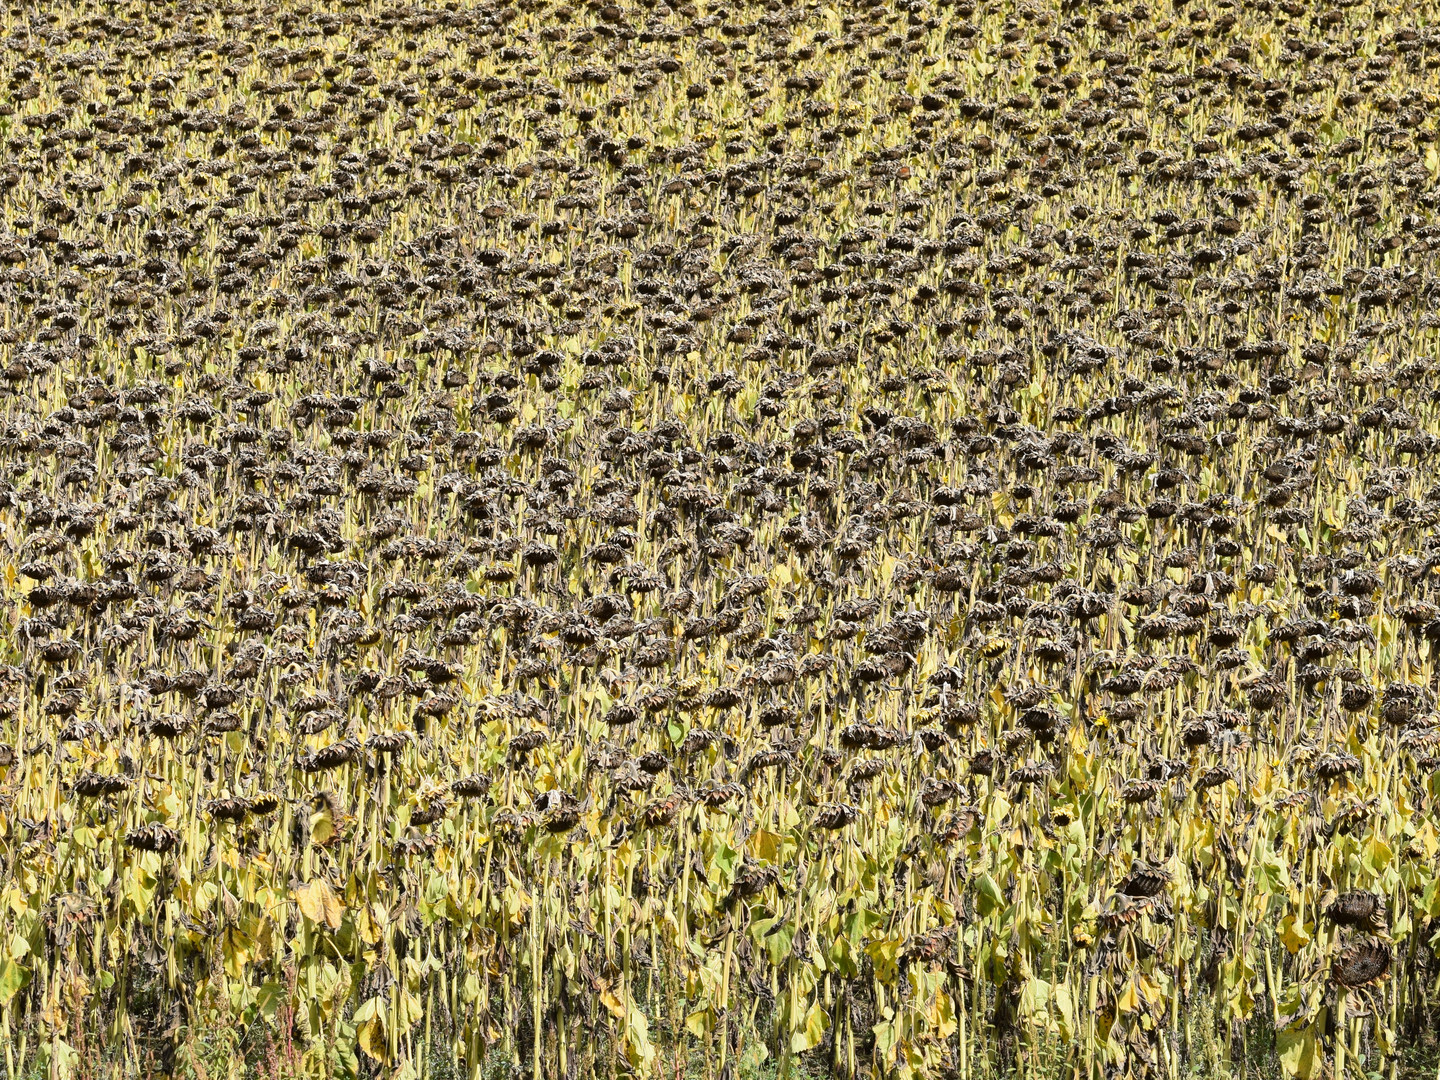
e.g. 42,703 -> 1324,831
0,0 -> 1439,1077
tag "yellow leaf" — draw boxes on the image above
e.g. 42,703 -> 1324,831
293,879 -> 343,930
791,1000 -> 830,1053
355,903 -> 381,946
1138,974 -> 1163,1007
865,936 -> 902,983
1279,913 -> 1310,954
1362,835 -> 1393,875
926,988 -> 958,1040
1116,976 -> 1140,1014
356,1019 -> 388,1062
0,960 -> 30,1007
751,829 -> 791,864
397,988 -> 425,1031
1052,981 -> 1075,1041
1019,978 -> 1051,1024
684,1008 -> 714,1037
221,927 -> 250,980
625,1006 -> 656,1068
599,983 -> 627,1021
354,996 -> 388,1062
1277,1022 -> 1321,1079
310,810 -> 335,846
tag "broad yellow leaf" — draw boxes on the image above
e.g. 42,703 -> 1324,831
356,1018 -> 388,1063
309,810 -> 335,846
1116,976 -> 1140,1014
791,1000 -> 830,1053
599,983 -> 626,1021
624,1006 -> 656,1068
926,988 -> 958,1040
0,960 -> 30,1007
354,997 -> 388,1062
1277,1022 -> 1320,1079
1278,913 -> 1310,954
294,879 -> 343,930
684,1008 -> 714,1037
